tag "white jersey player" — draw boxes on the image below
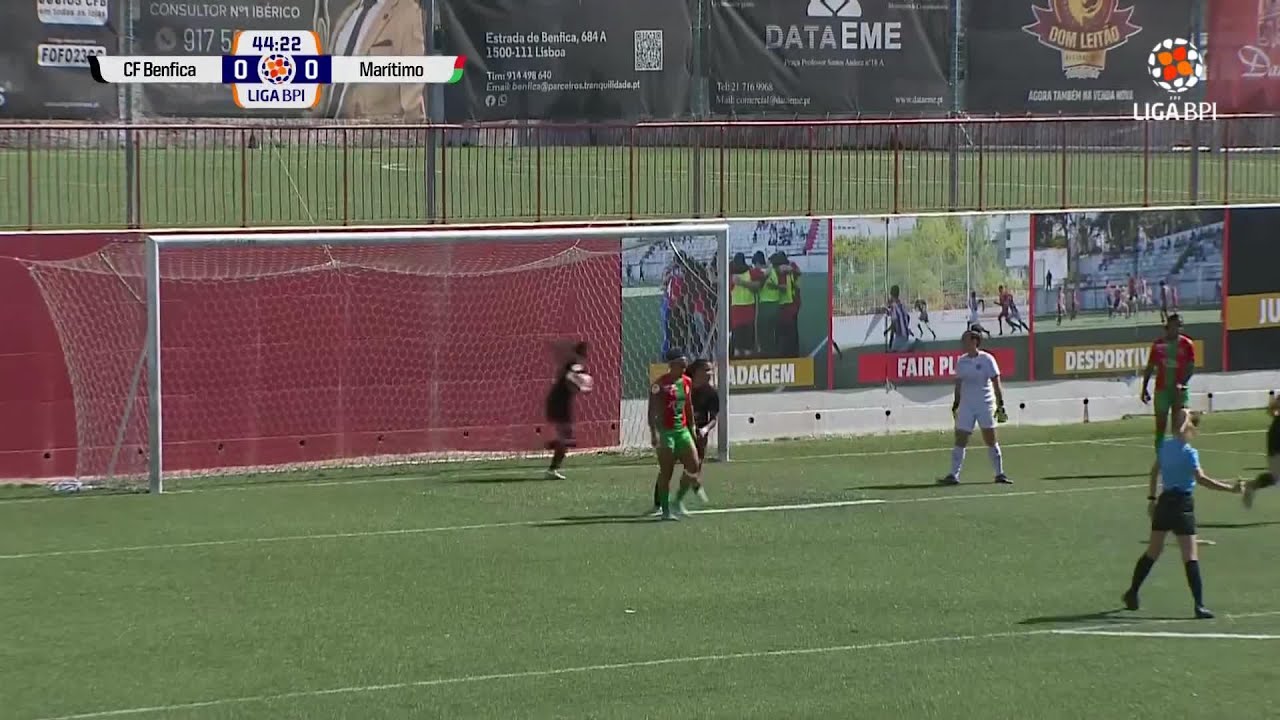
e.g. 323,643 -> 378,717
966,291 -> 990,337
941,330 -> 1012,485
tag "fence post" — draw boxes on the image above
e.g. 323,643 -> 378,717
121,0 -> 138,229
1059,119 -> 1068,209
1221,120 -> 1230,204
1142,121 -> 1150,207
1189,119 -> 1201,204
423,0 -> 440,222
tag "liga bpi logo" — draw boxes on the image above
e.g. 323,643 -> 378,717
1132,37 -> 1216,121
1147,37 -> 1204,93
258,54 -> 295,85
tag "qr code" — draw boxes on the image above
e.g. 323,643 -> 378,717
634,30 -> 663,72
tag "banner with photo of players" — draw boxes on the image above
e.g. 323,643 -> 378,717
829,214 -> 1032,388
1029,209 -> 1225,379
619,219 -> 832,397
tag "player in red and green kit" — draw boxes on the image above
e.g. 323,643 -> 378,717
1141,314 -> 1196,449
647,350 -> 702,520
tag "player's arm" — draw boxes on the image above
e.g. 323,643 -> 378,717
648,385 -> 663,443
1140,342 -> 1157,401
701,390 -> 721,437
991,374 -> 1005,411
951,379 -> 961,415
1194,467 -> 1241,493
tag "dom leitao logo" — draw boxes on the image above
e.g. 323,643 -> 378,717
765,0 -> 904,52
1132,38 -> 1216,121
1023,0 -> 1141,79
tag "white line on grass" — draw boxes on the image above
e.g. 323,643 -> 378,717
1052,630 -> 1280,640
0,483 -> 1142,561
8,428 -> 1257,505
29,610 -> 1280,720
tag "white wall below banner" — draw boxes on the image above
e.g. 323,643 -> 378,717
620,370 -> 1280,449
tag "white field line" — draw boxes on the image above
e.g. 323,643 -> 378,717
1052,630 -> 1280,640
0,483 -> 1144,561
5,428 -> 1261,505
29,610 -> 1280,720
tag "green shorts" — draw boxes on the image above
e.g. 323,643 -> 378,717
1154,387 -> 1190,416
659,428 -> 696,454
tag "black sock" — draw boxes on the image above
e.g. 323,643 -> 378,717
1185,560 -> 1204,607
653,481 -> 664,508
1257,472 -> 1276,489
548,447 -> 566,471
1129,554 -> 1156,593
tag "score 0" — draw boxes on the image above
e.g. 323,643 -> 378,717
230,30 -> 324,110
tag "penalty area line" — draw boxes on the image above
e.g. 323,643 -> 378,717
0,484 -> 1140,561
29,628 -> 1059,720
1052,629 -> 1280,640
33,610 -> 1280,720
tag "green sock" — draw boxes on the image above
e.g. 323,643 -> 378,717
1154,432 -> 1165,449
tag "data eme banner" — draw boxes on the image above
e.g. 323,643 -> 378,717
709,0 -> 950,116
0,0 -> 118,119
440,0 -> 692,121
965,0 -> 1196,114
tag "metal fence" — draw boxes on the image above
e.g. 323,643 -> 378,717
1,114 -> 1279,230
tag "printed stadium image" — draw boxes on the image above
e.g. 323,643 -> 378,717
6,1 -> 1280,719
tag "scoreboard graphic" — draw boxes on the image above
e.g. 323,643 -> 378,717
88,30 -> 463,110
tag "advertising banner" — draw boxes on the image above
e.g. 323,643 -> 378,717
1029,209 -> 1224,379
0,1 -> 118,119
623,219 -> 831,396
965,0 -> 1196,114
708,0 -> 950,116
830,214 -> 1032,388
1207,0 -> 1280,113
1223,207 -> 1280,371
136,0 -> 427,120
440,0 -> 692,121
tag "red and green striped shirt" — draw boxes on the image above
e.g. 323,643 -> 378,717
1150,334 -> 1195,391
651,374 -> 693,431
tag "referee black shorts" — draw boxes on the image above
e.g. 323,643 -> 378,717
1151,491 -> 1196,536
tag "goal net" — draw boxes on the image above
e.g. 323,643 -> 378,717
23,223 -> 729,492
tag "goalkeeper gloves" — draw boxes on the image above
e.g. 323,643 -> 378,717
951,404 -> 959,418
995,405 -> 1008,423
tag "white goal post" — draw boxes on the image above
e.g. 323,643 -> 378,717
26,222 -> 731,493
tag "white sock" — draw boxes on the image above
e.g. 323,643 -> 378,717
988,444 -> 1004,476
950,446 -> 966,477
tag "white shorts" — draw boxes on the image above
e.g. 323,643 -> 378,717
956,402 -> 996,432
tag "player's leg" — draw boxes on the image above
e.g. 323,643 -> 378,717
1153,390 -> 1172,449
1124,527 -> 1167,611
1244,453 -> 1279,508
1173,500 -> 1212,617
940,407 -> 975,484
670,431 -> 702,515
545,422 -> 573,479
979,417 -> 1011,484
692,427 -> 711,503
651,441 -> 679,520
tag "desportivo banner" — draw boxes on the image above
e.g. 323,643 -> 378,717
439,0 -> 693,121
0,0 -> 119,119
135,0 -> 428,120
708,0 -> 951,116
1029,209 -> 1224,379
965,0 -> 1196,114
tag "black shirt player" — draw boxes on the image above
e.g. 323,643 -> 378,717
1243,394 -> 1280,508
545,341 -> 591,480
687,359 -> 719,503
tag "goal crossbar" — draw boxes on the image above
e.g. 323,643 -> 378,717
142,222 -> 732,493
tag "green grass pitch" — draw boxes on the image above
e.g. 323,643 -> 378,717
2,147 -> 1278,229
3,411 -> 1279,719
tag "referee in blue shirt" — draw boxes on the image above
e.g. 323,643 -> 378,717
1122,410 -> 1242,619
